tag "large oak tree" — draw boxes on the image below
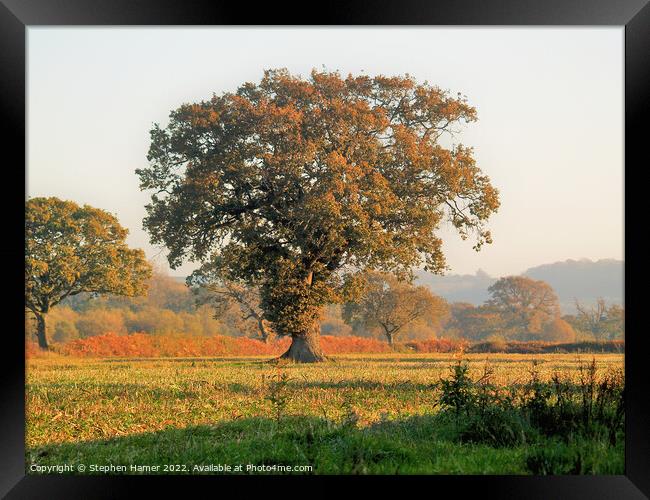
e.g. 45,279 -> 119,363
137,69 -> 499,362
25,197 -> 152,349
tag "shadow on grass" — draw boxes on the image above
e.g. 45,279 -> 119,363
27,412 -> 623,475
27,414 -> 531,475
102,357 -> 273,365
27,379 -> 440,398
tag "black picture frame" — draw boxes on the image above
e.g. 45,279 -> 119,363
2,1 -> 648,497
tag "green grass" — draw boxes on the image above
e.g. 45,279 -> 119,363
26,353 -> 624,475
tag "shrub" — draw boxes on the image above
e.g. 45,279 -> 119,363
54,333 -> 404,357
438,361 -> 529,447
264,371 -> 293,423
321,336 -> 392,354
522,359 -> 624,443
467,340 -> 624,354
439,361 -> 475,419
403,338 -> 468,353
471,337 -> 508,353
436,358 -> 625,449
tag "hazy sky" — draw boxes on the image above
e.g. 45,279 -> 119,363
27,27 -> 623,277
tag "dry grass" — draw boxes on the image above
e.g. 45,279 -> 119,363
26,352 -> 623,449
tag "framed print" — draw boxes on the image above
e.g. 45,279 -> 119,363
3,0 -> 649,497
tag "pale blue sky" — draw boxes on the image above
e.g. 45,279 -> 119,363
27,27 -> 623,277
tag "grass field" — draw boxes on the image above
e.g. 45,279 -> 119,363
26,353 -> 625,475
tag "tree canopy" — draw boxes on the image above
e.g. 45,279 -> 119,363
137,69 -> 500,361
486,276 -> 560,338
25,197 -> 152,348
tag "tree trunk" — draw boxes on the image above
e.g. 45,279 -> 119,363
381,323 -> 396,348
35,313 -> 49,350
279,323 -> 327,363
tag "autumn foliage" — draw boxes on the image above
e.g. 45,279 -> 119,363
53,333 -> 285,358
138,69 -> 500,362
26,333 -> 470,358
25,197 -> 152,349
33,333 -> 396,358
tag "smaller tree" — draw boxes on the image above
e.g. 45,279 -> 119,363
342,272 -> 448,346
486,276 -> 559,339
189,264 -> 272,342
574,299 -> 624,340
25,197 -> 152,349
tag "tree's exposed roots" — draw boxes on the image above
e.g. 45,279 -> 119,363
270,333 -> 332,364
267,353 -> 335,365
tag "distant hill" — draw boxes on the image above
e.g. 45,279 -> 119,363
523,258 -> 623,312
416,258 -> 623,313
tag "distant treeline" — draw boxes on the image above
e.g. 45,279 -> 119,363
468,339 -> 624,354
24,266 -> 624,347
